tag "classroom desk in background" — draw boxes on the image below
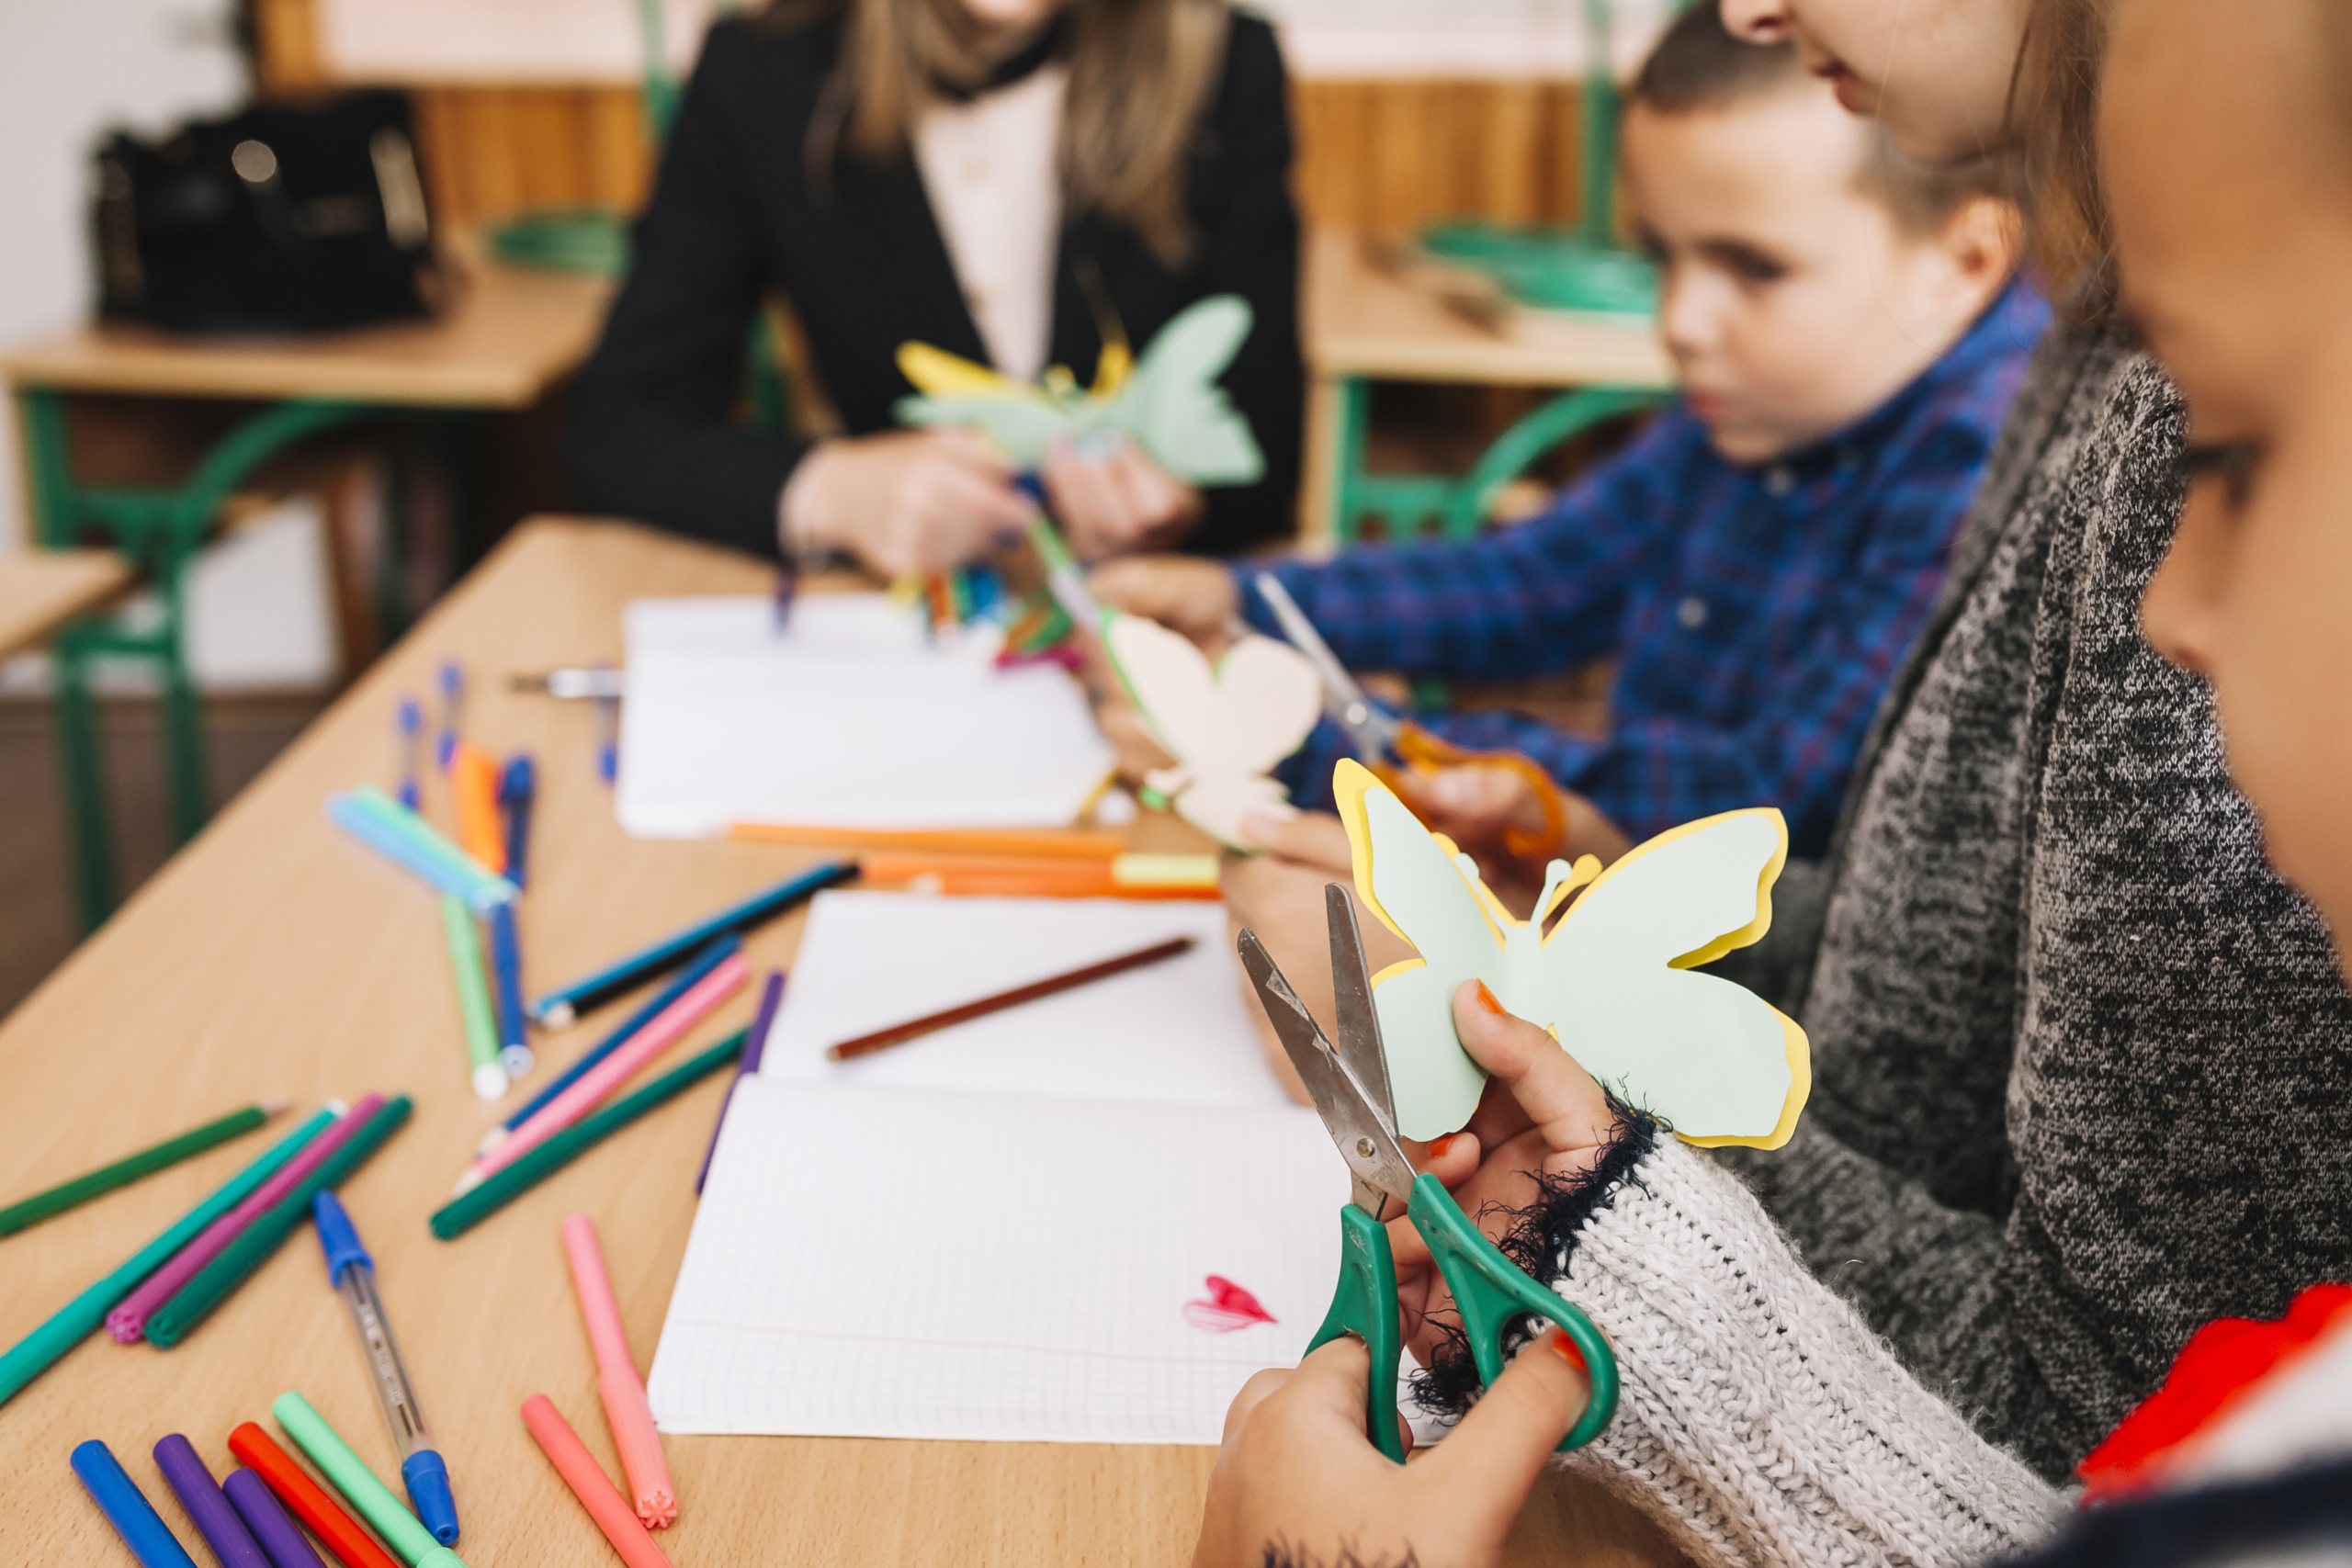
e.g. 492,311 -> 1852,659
0,517 -> 1686,1568
0,548 -> 133,663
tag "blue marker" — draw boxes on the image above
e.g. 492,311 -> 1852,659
435,661 -> 462,772
396,700 -> 424,811
594,694 -> 618,787
72,1438 -> 199,1567
310,1192 -> 461,1546
488,902 -> 532,1077
497,754 -> 536,890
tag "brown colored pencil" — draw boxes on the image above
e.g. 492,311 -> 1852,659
825,935 -> 1200,1061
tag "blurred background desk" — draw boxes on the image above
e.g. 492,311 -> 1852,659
0,514 -> 1686,1568
1,249 -> 612,930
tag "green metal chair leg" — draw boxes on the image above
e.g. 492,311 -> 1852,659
51,631 -> 119,931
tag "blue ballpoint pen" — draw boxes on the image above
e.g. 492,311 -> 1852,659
310,1191 -> 461,1545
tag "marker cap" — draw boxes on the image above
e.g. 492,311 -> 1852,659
402,1450 -> 461,1546
311,1191 -> 372,1286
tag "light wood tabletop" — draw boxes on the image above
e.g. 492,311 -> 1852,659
0,548 -> 134,661
0,517 -> 1681,1568
0,254 -> 612,410
1305,230 -> 1674,390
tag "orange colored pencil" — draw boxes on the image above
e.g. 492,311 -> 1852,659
728,823 -> 1128,859
859,852 -> 1219,900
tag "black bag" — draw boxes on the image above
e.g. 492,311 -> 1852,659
94,90 -> 440,334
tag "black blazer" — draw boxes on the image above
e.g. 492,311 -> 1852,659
567,8 -> 1304,558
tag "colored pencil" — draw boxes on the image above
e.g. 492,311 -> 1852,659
695,969 -> 782,1194
727,823 -> 1125,858
484,935 -> 740,1152
0,1108 -> 333,1409
153,1435 -> 270,1568
562,1214 -> 675,1528
460,954 -> 747,1193
528,860 -> 854,1027
490,902 -> 533,1077
520,1396 -> 674,1568
145,1097 -> 413,1348
108,1099 -> 373,1344
222,1468 -> 331,1568
430,1033 -> 745,1240
858,851 -> 1219,900
0,1100 -> 286,1236
228,1424 -> 401,1568
72,1439 -> 198,1568
826,935 -> 1198,1062
441,895 -> 509,1101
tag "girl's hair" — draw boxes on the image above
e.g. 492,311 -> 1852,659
2007,0 -> 2116,304
763,0 -> 1230,266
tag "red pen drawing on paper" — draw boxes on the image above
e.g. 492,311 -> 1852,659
1182,1275 -> 1277,1333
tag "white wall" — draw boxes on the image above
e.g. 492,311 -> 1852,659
0,0 -> 246,554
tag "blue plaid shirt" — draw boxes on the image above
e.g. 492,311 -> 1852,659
1254,279 -> 2049,856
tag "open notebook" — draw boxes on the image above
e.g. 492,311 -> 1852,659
759,891 -> 1292,1108
616,595 -> 1115,838
648,1079 -> 1343,1443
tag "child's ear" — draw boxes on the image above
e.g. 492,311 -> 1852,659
1940,197 -> 2025,288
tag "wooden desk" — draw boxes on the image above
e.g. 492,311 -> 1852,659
0,257 -> 611,410
1301,229 -> 1675,544
0,518 -> 1681,1568
0,549 -> 133,662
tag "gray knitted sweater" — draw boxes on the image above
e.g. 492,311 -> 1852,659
1444,311 -> 2352,1568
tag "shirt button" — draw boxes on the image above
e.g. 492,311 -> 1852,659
1678,596 -> 1709,630
1763,465 -> 1797,497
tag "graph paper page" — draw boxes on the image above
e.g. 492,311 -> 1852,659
758,891 -> 1291,1108
649,1079 -> 1345,1443
616,595 -> 1114,838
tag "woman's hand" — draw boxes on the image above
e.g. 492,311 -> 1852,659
782,428 -> 1035,578
1193,1327 -> 1593,1568
1389,982 -> 1620,1372
1089,553 -> 1242,650
1394,763 -> 1634,916
1042,437 -> 1204,561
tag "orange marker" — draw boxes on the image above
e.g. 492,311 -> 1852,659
448,742 -> 505,875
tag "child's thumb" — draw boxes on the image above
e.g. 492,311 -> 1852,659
1422,1327 -> 1592,1517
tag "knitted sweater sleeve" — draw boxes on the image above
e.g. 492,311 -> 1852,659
1431,1121 -> 2064,1568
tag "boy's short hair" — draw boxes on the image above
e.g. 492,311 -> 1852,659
1628,6 -> 2010,239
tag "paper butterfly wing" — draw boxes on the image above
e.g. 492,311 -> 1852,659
1336,761 -> 1512,1139
1523,811 -> 1808,1147
1103,615 -> 1320,846
1105,297 -> 1265,486
891,393 -> 1073,468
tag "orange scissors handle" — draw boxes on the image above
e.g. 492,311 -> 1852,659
1376,723 -> 1570,862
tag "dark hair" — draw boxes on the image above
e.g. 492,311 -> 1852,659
1632,5 -> 2012,241
2007,0 -> 2115,304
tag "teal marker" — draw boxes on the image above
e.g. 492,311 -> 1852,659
273,1391 -> 468,1568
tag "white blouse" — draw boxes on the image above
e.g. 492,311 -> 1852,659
912,64 -> 1068,387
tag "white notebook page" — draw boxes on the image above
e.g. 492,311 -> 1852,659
649,1079 -> 1344,1443
616,595 -> 1115,838
759,891 -> 1291,1108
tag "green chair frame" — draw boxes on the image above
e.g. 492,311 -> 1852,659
20,389 -> 378,930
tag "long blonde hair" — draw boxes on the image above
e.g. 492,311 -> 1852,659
770,0 -> 1231,266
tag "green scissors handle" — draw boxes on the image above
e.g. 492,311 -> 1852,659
1306,1176 -> 1618,1463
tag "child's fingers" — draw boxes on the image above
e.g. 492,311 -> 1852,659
1450,980 -> 1615,1156
1265,1336 -> 1417,1458
1419,1327 -> 1590,1519
1237,809 -> 1355,873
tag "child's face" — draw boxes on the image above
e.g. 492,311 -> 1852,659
1720,0 -> 2030,167
1624,88 -> 2005,465
2111,0 -> 2352,952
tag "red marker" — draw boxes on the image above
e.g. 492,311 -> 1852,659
227,1422 -> 401,1568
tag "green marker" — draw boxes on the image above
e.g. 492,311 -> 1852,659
273,1390 -> 468,1568
438,895 -> 507,1102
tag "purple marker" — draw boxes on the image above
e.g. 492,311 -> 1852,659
153,1435 -> 269,1568
222,1469 -> 328,1568
435,660 -> 462,771
695,968 -> 785,1194
396,700 -> 424,810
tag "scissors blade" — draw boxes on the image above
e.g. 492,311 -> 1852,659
1325,883 -> 1398,1141
1237,927 -> 1419,1217
1252,573 -> 1401,758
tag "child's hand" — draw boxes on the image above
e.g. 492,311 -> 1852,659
1390,981 -> 1621,1374
1041,437 -> 1204,561
1090,554 -> 1242,650
1193,1326 -> 1593,1568
1394,763 -> 1634,915
784,428 -> 1035,577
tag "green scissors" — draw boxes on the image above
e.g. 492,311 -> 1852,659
1238,886 -> 1617,1462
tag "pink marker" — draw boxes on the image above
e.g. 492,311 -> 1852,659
454,954 -> 748,1194
562,1213 -> 676,1528
106,1095 -> 382,1342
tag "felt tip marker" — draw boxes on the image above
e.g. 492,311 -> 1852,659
310,1192 -> 461,1546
